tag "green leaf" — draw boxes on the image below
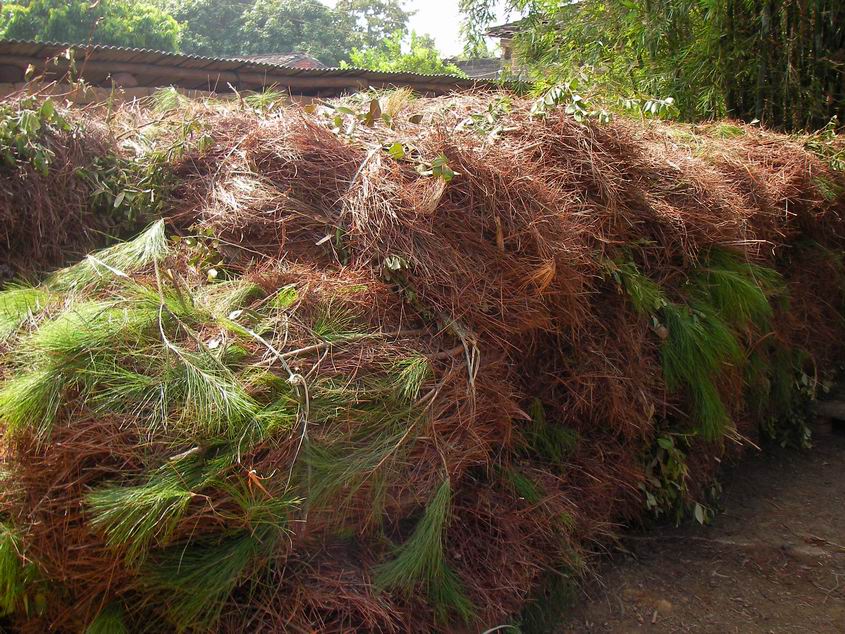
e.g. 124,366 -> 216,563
384,255 -> 408,271
39,99 -> 55,121
18,111 -> 40,136
387,142 -> 406,160
657,436 -> 674,450
272,285 -> 299,309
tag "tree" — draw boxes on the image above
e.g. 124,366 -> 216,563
459,0 -> 501,59
335,0 -> 413,50
151,0 -> 252,57
239,0 -> 356,65
460,0 -> 845,130
345,31 -> 466,76
0,0 -> 182,51
151,0 -> 422,68
151,0 -> 361,65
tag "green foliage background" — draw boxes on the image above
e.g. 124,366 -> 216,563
151,0 -> 375,65
345,31 -> 466,76
0,0 -> 182,51
461,0 -> 845,130
0,0 -> 478,75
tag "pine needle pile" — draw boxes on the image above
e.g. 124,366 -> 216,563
0,94 -> 182,281
0,91 -> 843,632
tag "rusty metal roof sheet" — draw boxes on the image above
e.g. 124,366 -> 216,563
0,39 -> 500,90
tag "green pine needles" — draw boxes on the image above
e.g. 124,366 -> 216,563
46,220 -> 168,292
161,341 -> 264,438
138,481 -> 295,631
311,301 -> 368,342
0,367 -> 65,438
524,398 -> 579,466
375,479 -> 475,624
613,251 -> 784,441
500,466 -> 544,505
391,354 -> 431,402
28,301 -> 159,359
613,261 -> 666,315
689,250 -> 782,331
85,604 -> 129,634
0,222 -> 173,439
195,279 -> 266,318
659,302 -> 742,440
0,286 -> 49,342
301,368 -> 432,519
0,523 -> 24,616
747,345 -> 815,448
143,527 -> 282,631
0,222 -> 449,629
87,454 -> 231,562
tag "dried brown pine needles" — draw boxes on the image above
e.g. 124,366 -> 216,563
0,92 -> 843,632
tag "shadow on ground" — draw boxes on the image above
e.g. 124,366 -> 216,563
562,420 -> 845,633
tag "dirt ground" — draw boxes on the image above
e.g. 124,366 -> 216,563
562,419 -> 845,633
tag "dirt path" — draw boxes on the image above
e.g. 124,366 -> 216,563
562,420 -> 845,633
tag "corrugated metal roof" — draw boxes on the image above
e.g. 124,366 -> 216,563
246,53 -> 327,69
0,39 -> 498,89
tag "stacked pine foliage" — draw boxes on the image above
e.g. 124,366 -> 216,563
0,91 -> 843,632
0,96 -> 166,280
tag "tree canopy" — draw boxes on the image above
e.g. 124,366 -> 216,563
335,0 -> 413,50
0,0 -> 182,51
0,0 -> 460,76
150,0 -> 250,57
151,0 -> 413,66
345,31 -> 466,76
239,0 -> 356,65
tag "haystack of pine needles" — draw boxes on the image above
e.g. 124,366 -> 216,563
0,89 -> 843,633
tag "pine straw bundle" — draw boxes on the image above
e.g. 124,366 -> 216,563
0,92 -> 844,632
